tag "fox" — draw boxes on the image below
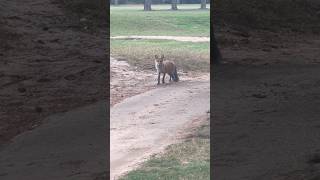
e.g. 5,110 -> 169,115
154,55 -> 179,85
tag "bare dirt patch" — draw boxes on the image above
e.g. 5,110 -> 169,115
213,26 -> 320,179
0,0 -> 107,145
110,56 -> 209,107
110,57 -> 155,106
216,26 -> 320,65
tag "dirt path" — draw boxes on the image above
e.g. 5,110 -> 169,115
111,36 -> 209,42
110,79 -> 210,179
0,101 -> 107,180
110,57 -> 209,106
110,57 -> 209,179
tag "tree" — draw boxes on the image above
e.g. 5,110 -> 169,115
100,0 -> 108,18
172,0 -> 178,10
144,0 -> 152,11
213,32 -> 221,65
212,0 -> 221,64
200,0 -> 206,9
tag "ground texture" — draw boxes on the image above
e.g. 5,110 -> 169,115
213,26 -> 320,179
0,0 -> 107,145
111,75 -> 209,179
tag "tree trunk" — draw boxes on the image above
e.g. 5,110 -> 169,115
213,32 -> 221,65
172,0 -> 178,10
144,0 -> 152,11
99,0 -> 108,18
200,0 -> 206,9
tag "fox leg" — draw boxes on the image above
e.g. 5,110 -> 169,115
170,73 -> 174,81
162,73 -> 166,83
157,72 -> 161,85
169,74 -> 172,81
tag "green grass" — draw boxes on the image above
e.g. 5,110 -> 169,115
119,116 -> 210,180
111,39 -> 210,72
111,4 -> 210,36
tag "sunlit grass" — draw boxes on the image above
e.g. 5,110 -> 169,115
119,117 -> 210,180
111,39 -> 210,72
111,4 -> 210,36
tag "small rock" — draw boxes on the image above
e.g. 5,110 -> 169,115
308,153 -> 320,164
262,48 -> 271,52
252,94 -> 267,99
37,78 -> 50,82
17,87 -> 26,93
35,106 -> 43,113
93,60 -> 102,64
64,74 -> 76,81
50,38 -> 60,43
37,40 -> 45,44
80,18 -> 87,22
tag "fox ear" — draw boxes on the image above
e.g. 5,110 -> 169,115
155,55 -> 158,59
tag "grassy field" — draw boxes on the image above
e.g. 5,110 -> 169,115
119,116 -> 210,180
110,4 -> 210,72
111,39 -> 209,72
111,4 -> 210,36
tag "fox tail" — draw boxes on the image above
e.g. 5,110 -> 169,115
172,67 -> 179,82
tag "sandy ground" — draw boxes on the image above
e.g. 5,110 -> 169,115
213,27 -> 320,179
0,101 -> 107,180
110,57 -> 155,106
110,80 -> 210,179
111,36 -> 209,42
0,1 -> 107,179
0,0 -> 107,145
110,57 -> 210,179
110,56 -> 210,106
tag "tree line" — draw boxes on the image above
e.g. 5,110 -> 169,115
111,0 -> 209,10
112,0 -> 210,4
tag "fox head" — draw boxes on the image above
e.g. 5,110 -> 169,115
154,55 -> 165,69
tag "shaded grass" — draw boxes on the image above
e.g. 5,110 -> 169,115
111,4 -> 210,36
110,39 -> 210,72
54,0 -> 107,31
120,117 -> 210,180
214,0 -> 320,33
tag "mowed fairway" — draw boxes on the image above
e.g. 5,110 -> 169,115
110,4 -> 210,72
111,4 -> 210,36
